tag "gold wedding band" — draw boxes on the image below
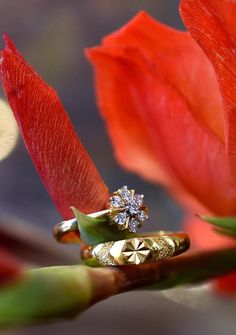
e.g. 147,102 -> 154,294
81,232 -> 190,266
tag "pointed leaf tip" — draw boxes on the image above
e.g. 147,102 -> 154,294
72,207 -> 135,245
2,34 -> 16,52
200,215 -> 236,239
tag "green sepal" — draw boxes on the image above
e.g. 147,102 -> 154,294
71,207 -> 136,245
200,215 -> 236,239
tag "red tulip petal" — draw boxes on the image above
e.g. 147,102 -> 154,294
102,12 -> 224,141
180,0 -> 236,185
87,44 -> 236,215
87,49 -> 170,186
0,249 -> 22,285
0,35 -> 109,219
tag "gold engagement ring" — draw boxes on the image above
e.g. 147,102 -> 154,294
53,186 -> 149,243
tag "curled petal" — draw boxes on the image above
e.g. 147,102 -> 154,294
0,35 -> 109,219
180,0 -> 236,185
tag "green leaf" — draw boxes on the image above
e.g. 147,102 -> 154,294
214,228 -> 236,238
200,215 -> 236,239
72,207 -> 136,244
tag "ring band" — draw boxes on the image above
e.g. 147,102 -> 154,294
81,232 -> 190,266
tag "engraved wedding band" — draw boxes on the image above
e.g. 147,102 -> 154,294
81,232 -> 190,266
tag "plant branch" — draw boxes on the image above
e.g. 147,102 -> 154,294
0,247 -> 236,328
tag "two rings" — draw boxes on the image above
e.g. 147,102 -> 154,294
53,186 -> 190,267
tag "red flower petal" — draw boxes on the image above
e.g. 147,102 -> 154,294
87,48 -> 170,187
87,19 -> 236,215
102,12 -> 224,142
0,35 -> 109,219
180,0 -> 236,184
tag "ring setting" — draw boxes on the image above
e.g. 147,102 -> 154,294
108,186 -> 148,233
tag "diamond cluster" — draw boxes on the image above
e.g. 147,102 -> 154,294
108,186 -> 148,233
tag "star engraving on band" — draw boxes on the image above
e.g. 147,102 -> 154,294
121,238 -> 151,264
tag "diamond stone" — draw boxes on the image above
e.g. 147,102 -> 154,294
128,218 -> 139,233
119,186 -> 131,202
114,212 -> 128,225
133,194 -> 144,206
128,201 -> 139,215
110,195 -> 124,208
137,210 -> 148,222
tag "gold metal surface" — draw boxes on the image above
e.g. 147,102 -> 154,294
82,232 -> 190,266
